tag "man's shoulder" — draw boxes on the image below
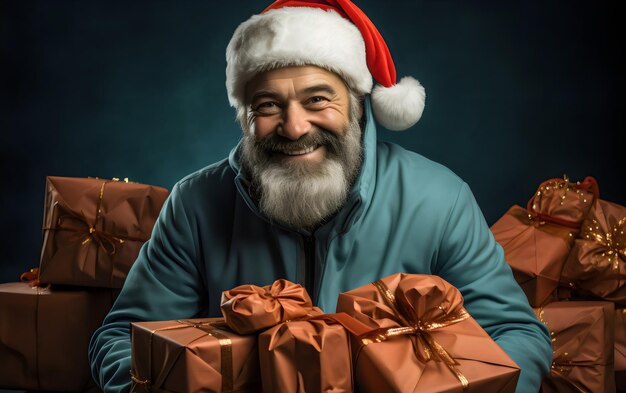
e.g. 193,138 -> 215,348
171,158 -> 237,204
375,141 -> 464,195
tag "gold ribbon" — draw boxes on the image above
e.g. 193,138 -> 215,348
357,279 -> 470,391
44,179 -> 147,255
582,217 -> 626,270
130,319 -> 235,392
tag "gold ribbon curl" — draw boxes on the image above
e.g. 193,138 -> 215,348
358,279 -> 471,391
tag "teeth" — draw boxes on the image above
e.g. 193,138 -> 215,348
282,146 -> 317,156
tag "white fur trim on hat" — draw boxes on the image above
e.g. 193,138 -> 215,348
226,7 -> 372,109
371,76 -> 426,131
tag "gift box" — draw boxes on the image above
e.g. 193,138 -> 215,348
616,308 -> 626,390
39,176 -> 169,288
130,318 -> 260,393
0,281 -> 115,391
534,301 -> 616,393
490,176 -> 598,307
561,199 -> 626,305
337,273 -> 520,393
222,279 -> 357,392
259,318 -> 354,393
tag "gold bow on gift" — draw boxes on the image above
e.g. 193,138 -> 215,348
358,279 -> 471,390
582,217 -> 626,271
46,179 -> 146,255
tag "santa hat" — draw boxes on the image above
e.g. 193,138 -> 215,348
225,0 -> 425,131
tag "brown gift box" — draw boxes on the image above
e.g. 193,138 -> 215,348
130,318 -> 260,393
259,317 -> 355,393
490,177 -> 598,307
337,273 -> 520,393
616,308 -> 626,390
561,199 -> 626,305
534,301 -> 616,393
221,279 -> 355,392
0,281 -> 115,391
39,176 -> 169,288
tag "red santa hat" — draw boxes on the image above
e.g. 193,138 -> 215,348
226,0 -> 426,131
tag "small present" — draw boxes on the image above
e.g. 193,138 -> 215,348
130,318 -> 260,393
490,176 -> 598,307
259,316 -> 356,393
534,301 -> 616,393
561,199 -> 626,305
337,273 -> 520,393
616,308 -> 626,390
39,176 -> 169,288
220,278 -> 322,335
0,281 -> 115,391
221,279 -> 357,393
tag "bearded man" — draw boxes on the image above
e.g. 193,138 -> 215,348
89,1 -> 552,392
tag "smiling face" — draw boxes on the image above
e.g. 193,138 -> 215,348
239,65 -> 363,231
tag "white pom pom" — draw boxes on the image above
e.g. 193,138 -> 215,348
371,76 -> 426,131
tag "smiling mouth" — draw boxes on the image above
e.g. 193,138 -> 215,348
276,145 -> 320,156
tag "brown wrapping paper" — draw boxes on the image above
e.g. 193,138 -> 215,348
337,273 -> 520,393
491,205 -> 577,307
534,301 -> 616,393
39,176 -> 169,288
561,199 -> 626,305
490,177 -> 597,307
130,318 -> 260,393
0,282 -> 115,391
221,279 -> 322,335
527,176 -> 598,225
616,308 -> 626,391
259,318 -> 354,393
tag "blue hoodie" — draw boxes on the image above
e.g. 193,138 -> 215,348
89,99 -> 552,392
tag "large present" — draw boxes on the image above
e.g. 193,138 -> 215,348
130,318 -> 260,393
39,176 -> 169,288
561,199 -> 626,305
221,279 -> 357,393
490,176 -> 598,307
616,308 -> 626,390
534,301 -> 616,393
337,273 -> 520,393
0,281 -> 115,391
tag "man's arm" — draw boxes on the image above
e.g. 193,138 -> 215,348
88,182 -> 208,393
435,182 -> 552,393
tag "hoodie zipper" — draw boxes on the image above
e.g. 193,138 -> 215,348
301,235 -> 316,304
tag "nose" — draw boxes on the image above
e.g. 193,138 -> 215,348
277,103 -> 311,140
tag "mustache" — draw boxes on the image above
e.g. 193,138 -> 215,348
253,128 -> 341,156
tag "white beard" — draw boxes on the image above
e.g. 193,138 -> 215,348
256,156 -> 349,230
239,96 -> 363,231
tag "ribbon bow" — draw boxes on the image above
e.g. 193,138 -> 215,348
221,279 -> 322,334
358,279 -> 470,390
45,179 -> 146,255
583,217 -> 626,270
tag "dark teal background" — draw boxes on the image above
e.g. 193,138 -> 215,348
2,1 -> 624,284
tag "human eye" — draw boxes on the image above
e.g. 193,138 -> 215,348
305,96 -> 328,107
252,101 -> 281,115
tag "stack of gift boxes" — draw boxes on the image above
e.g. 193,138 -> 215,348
3,173 -> 622,392
130,274 -> 521,392
491,176 -> 626,392
0,176 -> 169,391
